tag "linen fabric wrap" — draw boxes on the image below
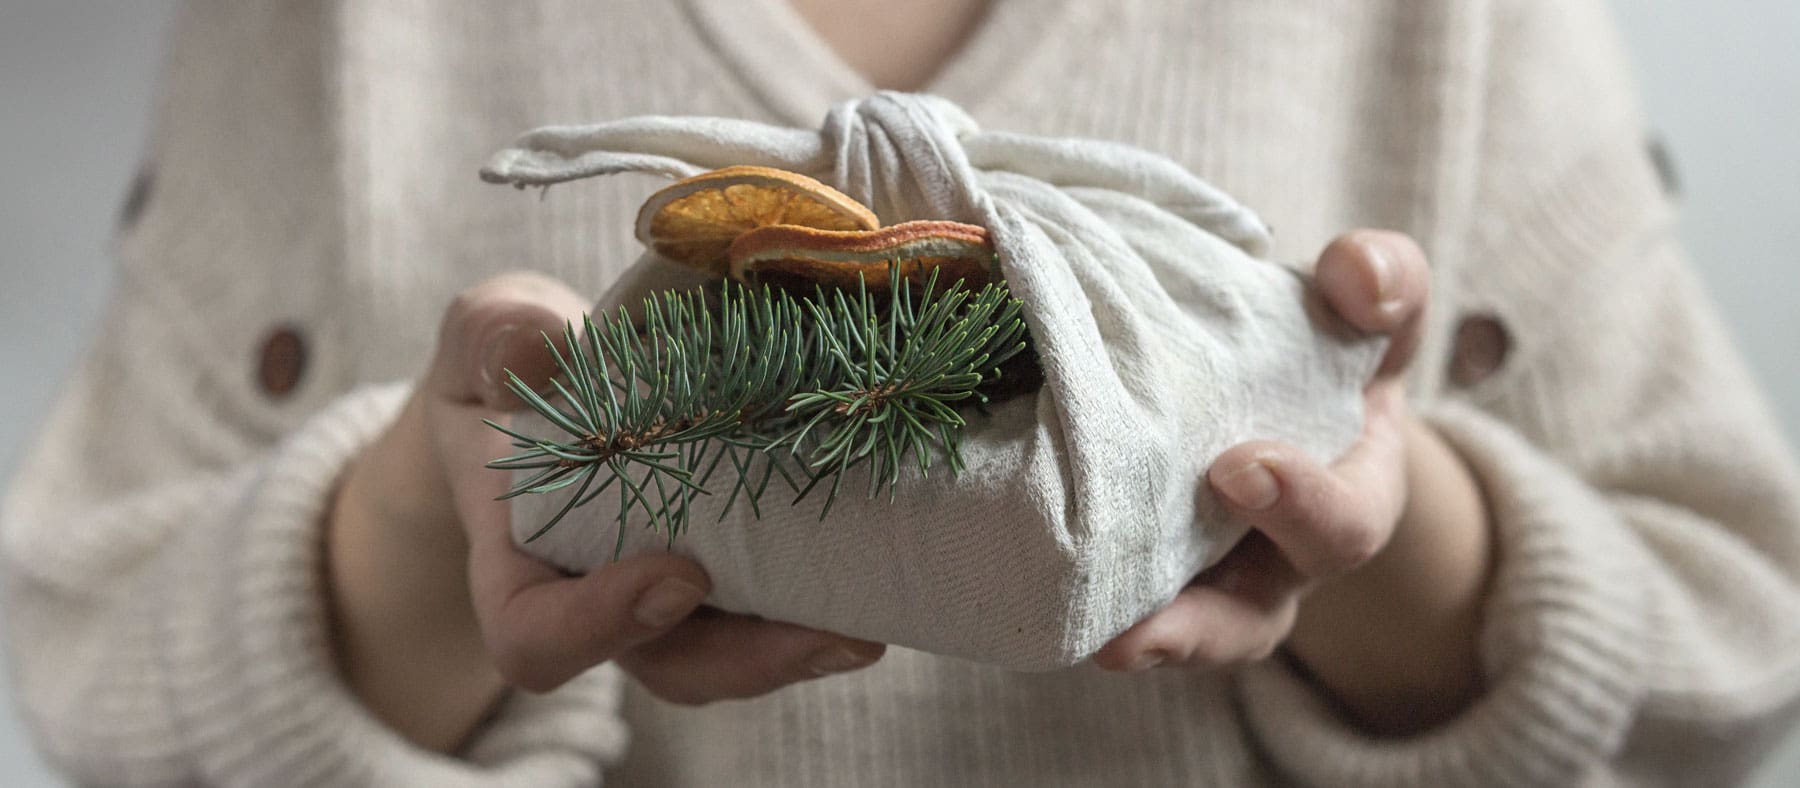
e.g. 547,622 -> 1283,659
481,92 -> 1382,669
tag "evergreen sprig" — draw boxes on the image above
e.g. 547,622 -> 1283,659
486,269 -> 1031,551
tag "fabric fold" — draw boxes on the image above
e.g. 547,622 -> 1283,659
487,92 -> 1383,668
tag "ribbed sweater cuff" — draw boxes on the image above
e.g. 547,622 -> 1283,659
1236,400 -> 1652,787
155,384 -> 616,786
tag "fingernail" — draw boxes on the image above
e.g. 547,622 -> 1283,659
1128,650 -> 1168,671
633,578 -> 706,629
808,645 -> 879,676
1367,243 -> 1397,303
1367,244 -> 1410,321
1216,460 -> 1280,511
480,325 -> 519,406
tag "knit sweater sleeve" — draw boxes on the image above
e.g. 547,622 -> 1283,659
1233,2 -> 1800,785
0,5 -> 626,786
0,275 -> 628,788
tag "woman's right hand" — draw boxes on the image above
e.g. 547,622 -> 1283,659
325,272 -> 886,753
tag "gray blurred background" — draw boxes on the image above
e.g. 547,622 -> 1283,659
1,2 -> 1796,785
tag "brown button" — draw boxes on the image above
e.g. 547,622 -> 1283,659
1448,314 -> 1510,387
257,325 -> 307,398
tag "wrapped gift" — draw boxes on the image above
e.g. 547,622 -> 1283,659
481,92 -> 1381,669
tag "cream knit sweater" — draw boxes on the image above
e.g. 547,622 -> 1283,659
6,1 -> 1800,786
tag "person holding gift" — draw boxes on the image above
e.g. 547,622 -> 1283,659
5,1 -> 1798,786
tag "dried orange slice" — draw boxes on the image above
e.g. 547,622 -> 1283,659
636,166 -> 879,275
727,220 -> 997,291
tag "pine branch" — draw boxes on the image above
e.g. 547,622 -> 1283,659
487,269 -> 1032,550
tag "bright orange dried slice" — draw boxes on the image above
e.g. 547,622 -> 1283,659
727,220 -> 997,291
636,166 -> 880,275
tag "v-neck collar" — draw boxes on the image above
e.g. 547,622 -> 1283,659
680,0 -> 1075,126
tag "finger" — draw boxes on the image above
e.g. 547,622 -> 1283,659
1094,536 -> 1301,671
617,613 -> 886,706
337,272 -> 591,544
1315,230 -> 1430,378
1207,438 -> 1402,580
424,271 -> 592,411
434,397 -> 523,540
465,535 -> 715,693
1190,530 -> 1308,603
1315,230 -> 1429,334
425,272 -> 595,544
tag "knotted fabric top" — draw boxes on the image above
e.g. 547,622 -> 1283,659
481,91 -> 1271,257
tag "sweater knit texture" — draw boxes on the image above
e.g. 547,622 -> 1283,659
5,1 -> 1800,786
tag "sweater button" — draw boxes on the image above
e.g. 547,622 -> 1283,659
1448,314 -> 1510,387
257,325 -> 308,399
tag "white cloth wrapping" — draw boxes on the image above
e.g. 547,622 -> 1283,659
481,92 -> 1382,669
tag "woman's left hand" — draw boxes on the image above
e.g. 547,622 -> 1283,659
1093,230 -> 1494,735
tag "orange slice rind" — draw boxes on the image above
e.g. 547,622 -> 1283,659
636,165 -> 880,275
727,220 -> 997,292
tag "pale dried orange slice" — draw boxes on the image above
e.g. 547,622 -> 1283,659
727,220 -> 997,292
636,166 -> 879,275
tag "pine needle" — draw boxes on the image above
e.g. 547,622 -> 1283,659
490,268 -> 1032,553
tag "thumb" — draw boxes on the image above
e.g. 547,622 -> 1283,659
424,272 -> 593,411
1313,230 -> 1430,382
